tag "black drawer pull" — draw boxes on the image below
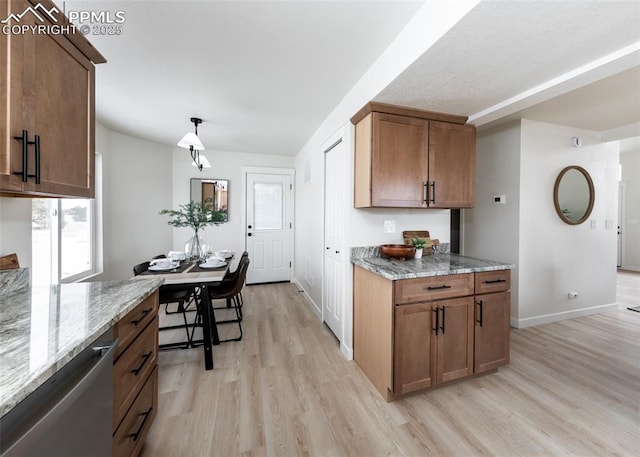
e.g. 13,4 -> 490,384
476,300 -> 483,326
430,181 -> 436,204
432,307 -> 439,336
131,351 -> 153,375
34,134 -> 41,184
484,279 -> 506,284
440,306 -> 446,334
129,407 -> 153,442
427,285 -> 452,290
13,130 -> 38,183
131,308 -> 152,326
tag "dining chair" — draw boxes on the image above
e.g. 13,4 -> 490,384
194,255 -> 249,343
211,251 -> 249,319
133,261 -> 198,350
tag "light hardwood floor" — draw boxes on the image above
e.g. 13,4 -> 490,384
143,275 -> 640,457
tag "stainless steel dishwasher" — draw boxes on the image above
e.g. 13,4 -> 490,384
0,329 -> 117,457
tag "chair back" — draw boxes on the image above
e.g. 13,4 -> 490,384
222,252 -> 249,282
230,256 -> 250,295
133,261 -> 150,276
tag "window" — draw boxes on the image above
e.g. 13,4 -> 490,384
31,154 -> 102,285
32,198 -> 95,284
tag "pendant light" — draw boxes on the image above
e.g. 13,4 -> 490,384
177,117 -> 205,171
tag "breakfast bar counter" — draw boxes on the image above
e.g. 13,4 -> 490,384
0,270 -> 163,417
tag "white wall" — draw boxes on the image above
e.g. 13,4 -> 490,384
619,138 -> 640,271
0,198 -> 32,271
466,120 -> 619,328
463,121 -> 521,319
293,1 -> 480,358
170,148 -> 293,257
95,127 -> 174,280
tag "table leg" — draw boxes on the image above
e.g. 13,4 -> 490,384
199,284 -> 219,370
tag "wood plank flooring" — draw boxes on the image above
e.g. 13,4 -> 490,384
142,275 -> 640,457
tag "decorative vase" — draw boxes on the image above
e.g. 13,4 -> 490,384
414,248 -> 423,259
185,231 -> 203,261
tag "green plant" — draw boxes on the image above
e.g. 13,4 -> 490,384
411,237 -> 427,249
159,201 -> 225,232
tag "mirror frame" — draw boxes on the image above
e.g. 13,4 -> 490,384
190,178 -> 229,223
553,165 -> 595,225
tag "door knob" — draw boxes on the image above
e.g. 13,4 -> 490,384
248,233 -> 253,237
248,225 -> 252,229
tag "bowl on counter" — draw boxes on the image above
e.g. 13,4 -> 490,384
379,244 -> 416,260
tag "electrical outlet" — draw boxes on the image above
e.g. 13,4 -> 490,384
493,195 -> 506,205
568,292 -> 578,300
383,220 -> 396,234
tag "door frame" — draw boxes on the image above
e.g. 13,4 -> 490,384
241,166 -> 295,282
322,126 -> 347,342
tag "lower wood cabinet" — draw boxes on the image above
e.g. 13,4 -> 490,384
394,297 -> 473,395
113,291 -> 159,457
354,266 -> 510,400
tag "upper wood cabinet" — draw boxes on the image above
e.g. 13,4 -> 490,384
0,0 -> 105,198
352,102 -> 476,209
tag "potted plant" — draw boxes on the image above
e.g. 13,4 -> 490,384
411,237 -> 427,259
160,201 -> 226,259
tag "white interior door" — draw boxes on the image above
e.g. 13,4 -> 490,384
245,172 -> 293,284
323,136 -> 346,339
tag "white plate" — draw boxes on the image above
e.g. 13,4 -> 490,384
215,250 -> 233,259
199,260 -> 225,269
149,264 -> 177,271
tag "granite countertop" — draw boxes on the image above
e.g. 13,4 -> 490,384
0,274 -> 164,418
351,248 -> 514,280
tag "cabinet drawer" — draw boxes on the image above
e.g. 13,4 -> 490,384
394,273 -> 474,304
114,316 -> 158,430
475,270 -> 511,295
113,366 -> 158,457
114,291 -> 158,359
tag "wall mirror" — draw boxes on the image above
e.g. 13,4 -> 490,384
553,165 -> 595,225
190,178 -> 229,222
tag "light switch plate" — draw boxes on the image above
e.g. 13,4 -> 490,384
383,220 -> 396,234
590,220 -> 597,230
605,219 -> 614,230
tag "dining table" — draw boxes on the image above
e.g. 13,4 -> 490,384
139,257 -> 232,370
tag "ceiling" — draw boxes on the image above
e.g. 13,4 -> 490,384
61,1 -> 640,155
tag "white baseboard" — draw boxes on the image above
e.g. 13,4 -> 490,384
511,303 -> 619,328
620,265 -> 640,272
292,278 -> 321,318
340,342 -> 353,360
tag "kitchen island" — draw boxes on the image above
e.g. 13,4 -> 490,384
351,247 -> 514,400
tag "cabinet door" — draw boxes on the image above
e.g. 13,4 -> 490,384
4,0 -> 95,198
474,291 -> 510,373
428,121 -> 475,208
394,302 -> 436,394
0,0 -> 24,192
435,296 -> 474,384
371,113 -> 429,207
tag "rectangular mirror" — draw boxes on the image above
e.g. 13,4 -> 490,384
190,178 -> 229,222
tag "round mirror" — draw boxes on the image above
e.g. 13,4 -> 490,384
553,165 -> 595,225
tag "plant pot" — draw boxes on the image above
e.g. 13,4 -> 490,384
414,248 -> 423,259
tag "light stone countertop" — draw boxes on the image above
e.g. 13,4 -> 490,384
0,276 -> 163,418
351,251 -> 514,280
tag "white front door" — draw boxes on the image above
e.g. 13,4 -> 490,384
245,171 -> 293,284
323,135 -> 346,339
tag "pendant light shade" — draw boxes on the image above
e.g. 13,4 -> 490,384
178,117 -> 206,171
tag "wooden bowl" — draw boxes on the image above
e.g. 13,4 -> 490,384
379,244 -> 416,260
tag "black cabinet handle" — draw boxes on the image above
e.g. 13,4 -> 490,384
440,306 -> 446,334
430,181 -> 436,204
34,134 -> 41,184
13,130 -> 29,182
128,407 -> 153,442
484,279 -> 506,284
131,308 -> 152,326
427,285 -> 452,290
131,351 -> 153,375
12,130 -> 40,183
476,300 -> 483,326
423,182 -> 429,204
432,307 -> 439,336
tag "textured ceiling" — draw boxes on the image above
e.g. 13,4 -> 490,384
60,1 -> 640,155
